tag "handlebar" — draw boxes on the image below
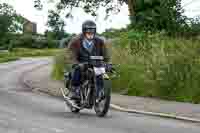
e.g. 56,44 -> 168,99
73,56 -> 120,73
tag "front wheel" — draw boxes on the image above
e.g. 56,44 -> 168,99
94,79 -> 111,117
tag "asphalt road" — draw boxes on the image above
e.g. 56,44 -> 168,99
0,58 -> 200,133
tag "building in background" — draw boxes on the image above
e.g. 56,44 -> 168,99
22,17 -> 37,34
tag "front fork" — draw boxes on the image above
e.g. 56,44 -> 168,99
94,74 -> 109,102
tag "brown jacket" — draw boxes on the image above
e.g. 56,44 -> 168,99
65,34 -> 110,65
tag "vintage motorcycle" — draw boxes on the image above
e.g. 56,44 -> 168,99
60,56 -> 115,117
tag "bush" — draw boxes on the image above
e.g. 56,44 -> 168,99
0,34 -> 59,50
111,30 -> 200,103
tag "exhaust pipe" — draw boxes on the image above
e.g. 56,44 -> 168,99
60,88 -> 81,109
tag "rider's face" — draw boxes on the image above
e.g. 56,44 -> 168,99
85,32 -> 94,40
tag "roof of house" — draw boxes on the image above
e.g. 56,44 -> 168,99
20,15 -> 36,25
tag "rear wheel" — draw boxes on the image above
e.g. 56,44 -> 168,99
64,73 -> 80,113
94,79 -> 111,117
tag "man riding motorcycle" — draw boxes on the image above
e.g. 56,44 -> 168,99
65,20 -> 110,100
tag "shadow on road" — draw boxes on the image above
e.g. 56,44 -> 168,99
46,110 -> 113,120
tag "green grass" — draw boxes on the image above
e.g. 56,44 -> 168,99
0,52 -> 19,63
0,48 -> 62,63
0,55 -> 19,63
12,48 -> 61,57
111,32 -> 200,104
51,49 -> 66,80
51,32 -> 200,104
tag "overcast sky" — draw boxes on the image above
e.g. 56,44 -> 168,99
1,0 -> 200,34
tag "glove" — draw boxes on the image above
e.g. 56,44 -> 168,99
105,63 -> 113,72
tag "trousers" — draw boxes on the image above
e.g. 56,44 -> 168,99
71,65 -> 103,95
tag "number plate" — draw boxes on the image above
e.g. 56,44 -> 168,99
90,56 -> 104,60
94,67 -> 106,76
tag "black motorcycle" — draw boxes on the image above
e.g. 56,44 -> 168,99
61,56 -> 115,117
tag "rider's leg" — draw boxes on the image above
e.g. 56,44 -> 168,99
70,67 -> 81,99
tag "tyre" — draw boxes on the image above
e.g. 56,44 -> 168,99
94,79 -> 111,117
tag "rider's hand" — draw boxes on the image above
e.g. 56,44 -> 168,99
105,63 -> 113,72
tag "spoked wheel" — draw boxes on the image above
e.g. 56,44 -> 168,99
94,79 -> 111,117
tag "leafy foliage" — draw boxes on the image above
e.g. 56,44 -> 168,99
47,10 -> 66,40
0,3 -> 24,37
34,0 -> 43,10
183,16 -> 200,37
35,0 -> 126,18
36,0 -> 196,35
1,34 -> 59,50
126,0 -> 187,35
0,3 -> 25,50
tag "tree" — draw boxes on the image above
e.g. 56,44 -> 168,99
47,10 -> 66,40
36,0 -> 189,34
35,0 -> 129,17
0,3 -> 25,49
0,3 -> 14,37
0,3 -> 24,37
129,0 -> 187,33
34,0 -> 43,10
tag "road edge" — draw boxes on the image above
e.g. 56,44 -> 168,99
110,104 -> 200,123
21,63 -> 200,123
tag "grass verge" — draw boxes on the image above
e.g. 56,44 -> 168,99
0,48 -> 62,63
